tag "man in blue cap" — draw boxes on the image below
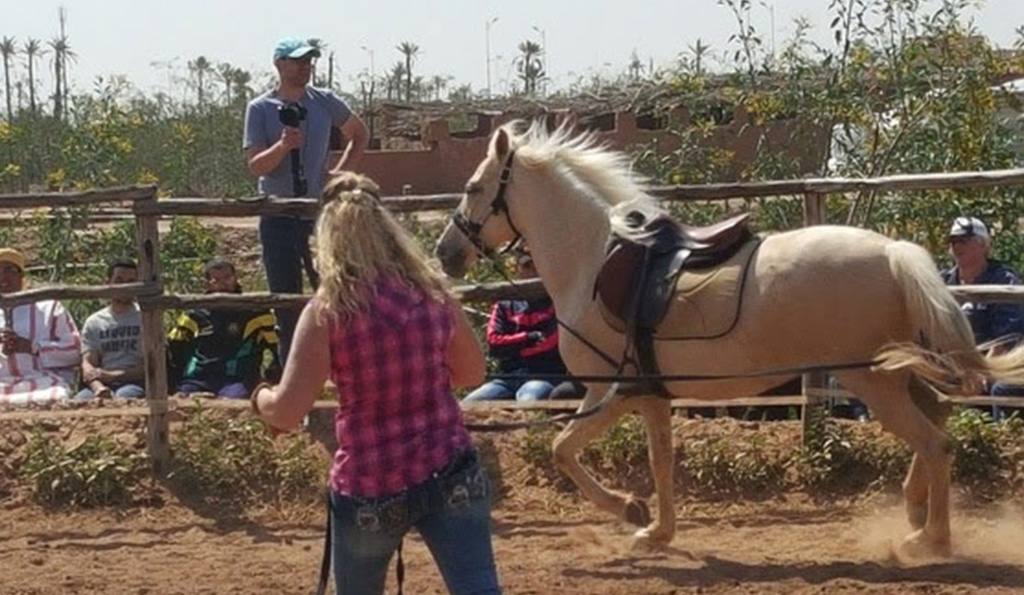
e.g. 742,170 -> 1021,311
243,36 -> 368,364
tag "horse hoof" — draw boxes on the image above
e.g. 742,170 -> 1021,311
896,529 -> 951,560
624,499 -> 651,527
634,525 -> 674,546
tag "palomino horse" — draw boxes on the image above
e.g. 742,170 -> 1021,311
435,120 -> 1024,557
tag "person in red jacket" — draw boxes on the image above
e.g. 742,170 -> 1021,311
463,247 -> 568,402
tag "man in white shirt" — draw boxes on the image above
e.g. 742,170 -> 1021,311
0,248 -> 81,406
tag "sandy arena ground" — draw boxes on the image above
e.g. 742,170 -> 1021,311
2,407 -> 1024,594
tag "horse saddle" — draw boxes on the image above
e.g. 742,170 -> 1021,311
594,211 -> 758,339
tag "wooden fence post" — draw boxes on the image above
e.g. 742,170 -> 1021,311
801,192 -> 829,445
135,194 -> 170,473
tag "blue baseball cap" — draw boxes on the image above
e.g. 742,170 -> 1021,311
273,37 -> 322,61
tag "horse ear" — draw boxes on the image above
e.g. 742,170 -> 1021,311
493,128 -> 510,159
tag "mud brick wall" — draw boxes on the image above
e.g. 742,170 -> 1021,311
351,107 -> 829,196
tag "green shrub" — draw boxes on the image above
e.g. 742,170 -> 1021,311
680,433 -> 790,496
520,424 -> 557,470
20,428 -> 148,507
169,403 -> 326,504
799,419 -> 911,493
583,416 -> 649,473
947,408 -> 1015,499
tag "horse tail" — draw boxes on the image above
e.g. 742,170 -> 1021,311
873,240 -> 1007,394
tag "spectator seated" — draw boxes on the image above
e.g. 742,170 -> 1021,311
168,258 -> 281,399
76,259 -> 146,400
464,246 -> 568,403
941,216 -> 1024,420
0,248 -> 81,406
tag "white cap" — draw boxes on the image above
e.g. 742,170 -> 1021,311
949,216 -> 989,239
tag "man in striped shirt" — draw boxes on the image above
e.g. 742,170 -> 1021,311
0,248 -> 81,406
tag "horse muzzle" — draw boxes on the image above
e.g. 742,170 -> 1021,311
435,223 -> 475,278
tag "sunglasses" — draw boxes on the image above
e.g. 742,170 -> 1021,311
284,55 -> 316,65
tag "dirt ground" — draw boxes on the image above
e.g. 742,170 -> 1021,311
2,408 -> 1024,595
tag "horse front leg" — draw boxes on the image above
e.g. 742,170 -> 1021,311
633,397 -> 675,545
552,387 -> 633,522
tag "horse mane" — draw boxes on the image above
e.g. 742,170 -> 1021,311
503,119 -> 664,238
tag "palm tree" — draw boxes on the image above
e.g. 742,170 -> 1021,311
628,50 -> 644,82
308,38 -> 327,86
430,74 -> 452,100
325,51 -> 335,89
386,61 -> 406,101
0,37 -> 15,121
188,55 -> 213,105
688,38 -> 710,76
515,40 -> 545,96
396,41 -> 419,102
217,62 -> 234,105
24,38 -> 44,114
230,68 -> 253,105
48,38 -> 62,118
49,8 -> 76,120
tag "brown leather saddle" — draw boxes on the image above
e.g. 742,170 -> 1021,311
593,210 -> 755,394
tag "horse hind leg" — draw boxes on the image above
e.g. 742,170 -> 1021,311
833,369 -> 954,558
904,377 -> 955,531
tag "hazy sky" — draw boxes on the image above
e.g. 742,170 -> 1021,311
7,0 -> 1024,98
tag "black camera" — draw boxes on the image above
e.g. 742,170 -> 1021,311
278,101 -> 307,128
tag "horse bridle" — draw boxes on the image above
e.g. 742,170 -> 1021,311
450,151 -> 523,260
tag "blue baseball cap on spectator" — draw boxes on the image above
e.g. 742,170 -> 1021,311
273,37 -> 322,61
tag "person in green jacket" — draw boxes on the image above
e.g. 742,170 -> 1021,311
168,258 -> 281,398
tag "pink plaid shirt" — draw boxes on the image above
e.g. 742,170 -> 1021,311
324,277 -> 472,498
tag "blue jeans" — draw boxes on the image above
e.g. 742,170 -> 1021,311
330,450 -> 500,595
178,379 -> 250,399
463,378 -> 556,403
75,383 -> 146,400
260,216 -> 318,365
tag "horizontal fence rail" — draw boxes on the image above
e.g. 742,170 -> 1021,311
0,185 -> 158,209
0,282 -> 161,309
648,168 -> 1024,200
4,394 -> 1020,424
2,281 -> 1016,311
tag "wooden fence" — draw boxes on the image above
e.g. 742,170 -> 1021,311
4,167 -> 1024,471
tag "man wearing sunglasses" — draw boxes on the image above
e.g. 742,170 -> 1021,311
243,36 -> 369,366
941,216 -> 1024,415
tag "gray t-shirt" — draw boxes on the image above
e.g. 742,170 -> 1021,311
242,86 -> 353,199
81,304 -> 143,372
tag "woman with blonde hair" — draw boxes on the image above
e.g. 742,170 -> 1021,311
252,172 -> 500,595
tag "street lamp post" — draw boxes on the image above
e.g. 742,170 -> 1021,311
531,25 -> 547,96
485,16 -> 499,98
359,45 -> 375,82
759,1 -> 776,62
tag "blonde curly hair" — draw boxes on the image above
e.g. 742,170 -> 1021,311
313,172 -> 451,321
